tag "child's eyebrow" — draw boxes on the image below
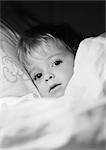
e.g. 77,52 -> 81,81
48,52 -> 66,59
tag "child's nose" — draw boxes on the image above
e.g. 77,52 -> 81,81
45,73 -> 55,82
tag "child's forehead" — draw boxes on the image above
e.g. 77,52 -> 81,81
32,39 -> 68,57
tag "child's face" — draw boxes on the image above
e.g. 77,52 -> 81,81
27,41 -> 74,98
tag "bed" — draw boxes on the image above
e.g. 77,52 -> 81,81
0,21 -> 106,150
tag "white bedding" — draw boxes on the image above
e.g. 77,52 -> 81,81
0,35 -> 106,150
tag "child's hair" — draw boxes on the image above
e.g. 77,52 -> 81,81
18,23 -> 83,68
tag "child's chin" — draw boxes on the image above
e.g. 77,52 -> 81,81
41,88 -> 65,98
50,90 -> 64,98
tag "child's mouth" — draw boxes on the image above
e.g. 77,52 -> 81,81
49,83 -> 62,93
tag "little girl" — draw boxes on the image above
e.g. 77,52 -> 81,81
18,24 -> 82,98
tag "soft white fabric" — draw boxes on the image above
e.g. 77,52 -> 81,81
0,22 -> 39,98
0,34 -> 106,150
65,34 -> 106,101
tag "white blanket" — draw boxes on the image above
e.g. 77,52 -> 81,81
0,35 -> 106,150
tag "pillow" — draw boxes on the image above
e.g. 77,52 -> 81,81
0,22 -> 39,98
65,33 -> 106,101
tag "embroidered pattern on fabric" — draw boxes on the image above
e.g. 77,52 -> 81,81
2,56 -> 28,82
0,38 -> 29,83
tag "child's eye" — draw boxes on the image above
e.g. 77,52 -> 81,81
52,60 -> 63,67
34,73 -> 42,81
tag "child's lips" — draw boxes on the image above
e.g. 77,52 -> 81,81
49,83 -> 62,93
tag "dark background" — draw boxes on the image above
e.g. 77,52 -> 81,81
1,1 -> 105,38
